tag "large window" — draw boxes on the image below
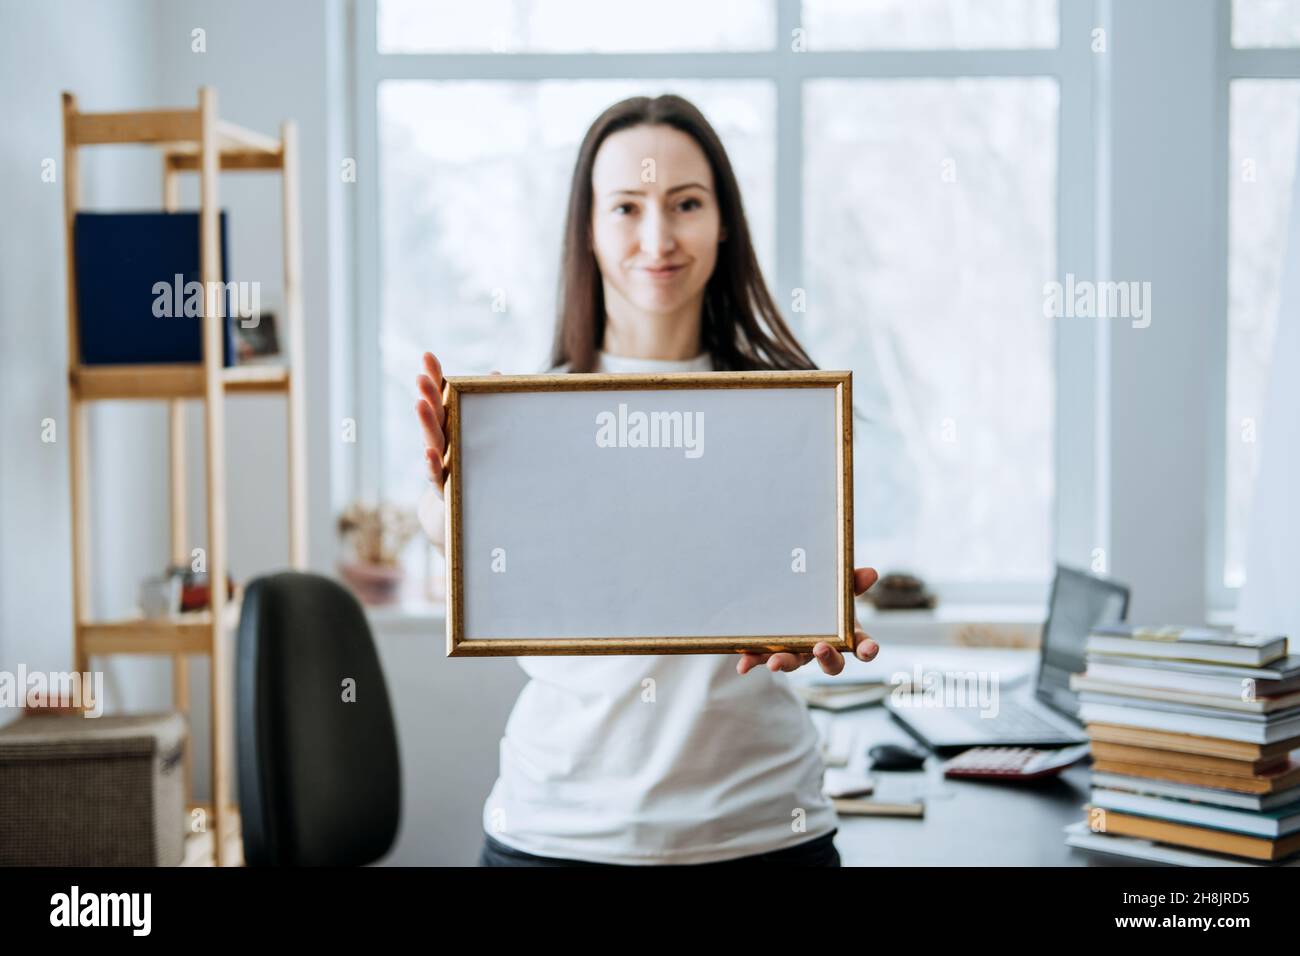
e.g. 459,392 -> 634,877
355,0 -> 1084,601
804,78 -> 1057,582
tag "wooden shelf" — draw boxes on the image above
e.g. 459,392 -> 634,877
216,120 -> 280,155
62,86 -> 306,868
78,602 -> 241,656
67,106 -> 279,157
164,129 -> 283,172
70,363 -> 289,401
69,108 -> 201,146
166,148 -> 283,172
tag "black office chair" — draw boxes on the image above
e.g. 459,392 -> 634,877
236,571 -> 401,866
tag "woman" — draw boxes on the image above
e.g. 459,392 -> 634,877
415,94 -> 881,867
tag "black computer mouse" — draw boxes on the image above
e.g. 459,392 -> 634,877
869,742 -> 929,771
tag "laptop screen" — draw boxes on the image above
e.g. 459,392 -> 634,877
1035,566 -> 1130,718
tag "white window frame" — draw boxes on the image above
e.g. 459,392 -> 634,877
350,0 -> 1104,607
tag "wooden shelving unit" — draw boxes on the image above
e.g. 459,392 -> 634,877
70,363 -> 291,401
61,86 -> 306,866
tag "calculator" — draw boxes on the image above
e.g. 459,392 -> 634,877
941,743 -> 1091,781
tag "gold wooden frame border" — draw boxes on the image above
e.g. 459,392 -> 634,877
443,370 -> 853,657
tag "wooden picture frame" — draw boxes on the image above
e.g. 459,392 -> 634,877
443,370 -> 854,656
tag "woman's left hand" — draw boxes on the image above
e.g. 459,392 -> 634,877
737,567 -> 881,676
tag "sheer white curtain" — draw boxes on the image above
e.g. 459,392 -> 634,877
1238,145 -> 1300,641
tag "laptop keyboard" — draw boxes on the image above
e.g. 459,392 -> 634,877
962,699 -> 1071,738
896,694 -> 1079,744
946,697 -> 1076,743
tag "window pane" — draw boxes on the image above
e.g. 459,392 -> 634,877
378,81 -> 775,502
1233,0 -> 1300,47
804,79 -> 1058,583
801,0 -> 1057,50
378,0 -> 776,53
1226,81 -> 1300,588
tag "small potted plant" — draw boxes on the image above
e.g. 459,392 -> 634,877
337,501 -> 421,606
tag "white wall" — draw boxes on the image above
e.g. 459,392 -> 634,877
0,0 -> 166,716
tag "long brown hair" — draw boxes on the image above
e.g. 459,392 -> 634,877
551,94 -> 816,373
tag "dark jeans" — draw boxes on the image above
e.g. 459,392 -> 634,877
478,828 -> 841,867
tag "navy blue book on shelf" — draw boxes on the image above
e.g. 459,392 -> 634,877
73,211 -> 236,366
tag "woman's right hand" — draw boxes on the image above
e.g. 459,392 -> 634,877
415,351 -> 448,496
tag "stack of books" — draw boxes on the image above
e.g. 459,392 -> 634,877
1065,625 -> 1300,865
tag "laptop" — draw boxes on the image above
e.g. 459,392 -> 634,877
886,565 -> 1130,752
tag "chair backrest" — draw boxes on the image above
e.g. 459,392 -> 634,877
237,572 -> 401,866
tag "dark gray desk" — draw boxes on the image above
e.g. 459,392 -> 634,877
795,645 -> 1142,867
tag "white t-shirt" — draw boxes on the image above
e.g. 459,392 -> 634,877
423,349 -> 838,864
